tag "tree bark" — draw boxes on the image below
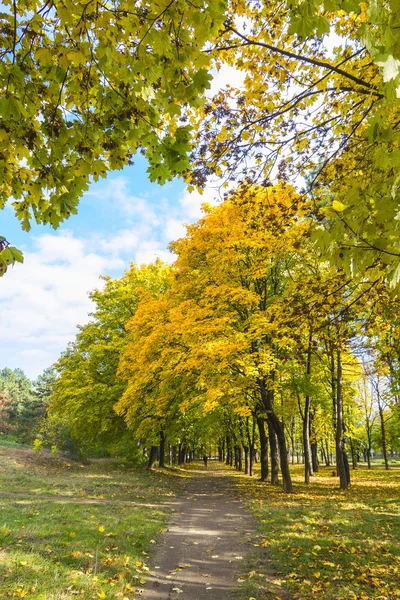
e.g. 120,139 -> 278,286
303,332 -> 313,483
311,442 -> 319,473
159,430 -> 166,468
267,415 -> 279,485
335,341 -> 350,489
257,416 -> 269,482
243,445 -> 249,474
147,446 -> 158,470
259,378 -> 292,492
378,398 -> 389,470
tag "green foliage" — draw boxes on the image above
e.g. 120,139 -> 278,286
48,260 -> 171,456
0,367 -> 43,443
0,0 -> 227,272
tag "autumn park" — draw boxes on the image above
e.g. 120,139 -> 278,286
0,1 -> 400,599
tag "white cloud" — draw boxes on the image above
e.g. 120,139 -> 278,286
98,229 -> 140,254
165,218 -> 187,241
87,176 -> 159,223
0,232 -> 124,378
135,241 -> 174,265
179,184 -> 223,220
208,64 -> 246,97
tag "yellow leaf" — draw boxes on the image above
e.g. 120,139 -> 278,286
332,200 -> 346,211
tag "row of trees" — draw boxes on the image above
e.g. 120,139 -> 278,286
46,184 -> 400,491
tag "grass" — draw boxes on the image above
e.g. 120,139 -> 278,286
234,463 -> 400,600
0,443 -> 181,599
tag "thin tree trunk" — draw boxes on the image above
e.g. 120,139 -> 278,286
267,415 -> 279,485
159,431 -> 166,468
378,402 -> 389,470
303,332 -> 313,483
257,416 -> 269,482
311,442 -> 319,473
335,341 -> 350,489
243,445 -> 249,475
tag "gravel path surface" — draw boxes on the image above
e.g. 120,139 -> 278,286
138,466 -> 257,600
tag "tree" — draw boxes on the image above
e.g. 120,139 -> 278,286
49,260 -> 170,455
191,0 -> 400,284
0,0 -> 227,275
0,367 -> 41,442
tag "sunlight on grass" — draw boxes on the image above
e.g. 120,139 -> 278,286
0,443 -> 183,599
234,464 -> 400,600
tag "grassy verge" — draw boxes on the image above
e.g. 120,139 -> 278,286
0,443 -> 180,599
235,464 -> 400,600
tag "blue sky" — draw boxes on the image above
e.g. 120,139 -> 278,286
0,157 -> 223,380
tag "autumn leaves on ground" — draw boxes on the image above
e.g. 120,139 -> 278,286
0,442 -> 399,600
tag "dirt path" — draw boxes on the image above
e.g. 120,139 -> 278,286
139,465 -> 260,600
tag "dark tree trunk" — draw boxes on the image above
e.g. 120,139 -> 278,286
303,394 -> 313,484
172,445 -> 177,465
246,417 -> 255,476
325,439 -> 331,466
238,446 -> 243,471
311,442 -> 319,473
226,436 -> 231,465
335,341 -> 350,490
259,379 -> 292,492
159,431 -> 166,468
303,332 -> 313,484
257,417 -> 269,482
378,402 -> 389,470
243,445 -> 249,475
267,415 -> 279,485
349,437 -> 357,470
147,446 -> 158,470
218,445 -> 223,462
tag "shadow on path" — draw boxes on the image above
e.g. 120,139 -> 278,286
139,464 -> 261,600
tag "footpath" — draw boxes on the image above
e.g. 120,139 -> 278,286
138,464 -> 285,600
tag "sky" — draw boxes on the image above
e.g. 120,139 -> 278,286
0,66 -> 245,380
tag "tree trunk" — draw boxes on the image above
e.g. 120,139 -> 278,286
325,439 -> 331,466
335,341 -> 350,490
259,379 -> 292,492
303,394 -> 313,484
267,415 -> 279,485
147,446 -> 158,470
257,417 -> 269,482
172,445 -> 177,465
246,417 -> 255,476
243,445 -> 249,475
349,437 -> 357,470
159,430 -> 166,468
378,402 -> 389,470
303,332 -> 313,483
311,442 -> 319,473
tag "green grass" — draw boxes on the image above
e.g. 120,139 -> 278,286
0,443 -> 180,599
235,464 -> 400,600
0,443 -> 178,502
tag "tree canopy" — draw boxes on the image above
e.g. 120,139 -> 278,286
2,1 -> 400,282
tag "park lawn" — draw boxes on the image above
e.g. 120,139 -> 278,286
0,443 -> 178,502
0,443 -> 180,599
236,464 -> 400,600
